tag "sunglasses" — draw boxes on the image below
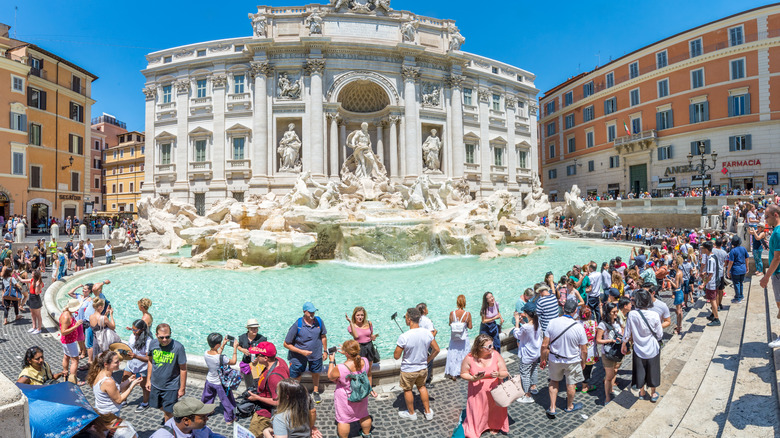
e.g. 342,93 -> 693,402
481,345 -> 493,350
157,335 -> 171,340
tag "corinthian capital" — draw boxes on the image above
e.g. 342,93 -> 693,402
142,87 -> 157,100
249,61 -> 273,79
211,74 -> 228,88
305,59 -> 326,75
402,66 -> 420,82
175,79 -> 191,93
477,87 -> 490,103
446,74 -> 466,89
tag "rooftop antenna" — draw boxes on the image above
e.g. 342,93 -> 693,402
14,6 -> 18,38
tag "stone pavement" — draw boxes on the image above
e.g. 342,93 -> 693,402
0,261 -> 689,438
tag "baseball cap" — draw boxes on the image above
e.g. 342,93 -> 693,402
524,302 -> 537,315
563,300 -> 578,314
172,397 -> 216,418
607,287 -> 620,298
254,341 -> 277,358
302,302 -> 318,313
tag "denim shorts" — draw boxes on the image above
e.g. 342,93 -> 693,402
288,357 -> 323,378
673,289 -> 684,306
85,326 -> 94,349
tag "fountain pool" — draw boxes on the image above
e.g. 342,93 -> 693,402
57,239 -> 630,357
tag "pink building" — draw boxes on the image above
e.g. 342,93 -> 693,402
90,113 -> 127,213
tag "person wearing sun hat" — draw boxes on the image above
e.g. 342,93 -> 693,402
149,397 -> 221,438
59,299 -> 84,384
237,318 -> 267,391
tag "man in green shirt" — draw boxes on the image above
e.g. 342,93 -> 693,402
47,238 -> 58,266
569,265 -> 590,303
761,205 -> 780,348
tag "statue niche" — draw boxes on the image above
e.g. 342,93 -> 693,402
278,123 -> 302,172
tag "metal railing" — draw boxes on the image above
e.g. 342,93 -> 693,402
614,129 -> 657,147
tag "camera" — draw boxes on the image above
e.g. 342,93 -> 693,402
225,335 -> 235,342
328,346 -> 337,354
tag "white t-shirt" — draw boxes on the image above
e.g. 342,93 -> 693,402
419,315 -> 435,334
649,299 -> 670,322
624,310 -> 663,359
85,243 -> 94,258
601,270 -> 611,289
126,333 -> 152,374
396,327 -> 434,373
512,323 -> 542,364
203,352 -> 228,385
545,316 -> 587,364
588,271 -> 603,298
596,320 -> 623,355
705,255 -> 718,290
104,244 -> 112,256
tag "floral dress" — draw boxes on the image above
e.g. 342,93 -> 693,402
581,319 -> 599,365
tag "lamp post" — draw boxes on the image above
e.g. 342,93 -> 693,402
686,141 -> 718,217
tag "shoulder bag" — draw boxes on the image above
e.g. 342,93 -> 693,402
548,321 -> 578,360
602,322 -> 625,362
636,310 -> 664,349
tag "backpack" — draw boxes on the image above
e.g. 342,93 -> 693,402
346,359 -> 372,402
296,316 -> 323,337
218,355 -> 242,391
2,277 -> 21,301
0,248 -> 9,263
450,311 -> 468,341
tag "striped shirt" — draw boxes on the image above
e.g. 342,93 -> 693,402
536,294 -> 560,335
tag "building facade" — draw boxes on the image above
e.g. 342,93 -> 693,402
538,4 -> 780,200
103,131 -> 145,215
91,113 -> 129,213
140,1 -> 539,211
0,23 -> 98,226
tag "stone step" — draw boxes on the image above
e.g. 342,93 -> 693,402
634,284 -> 748,437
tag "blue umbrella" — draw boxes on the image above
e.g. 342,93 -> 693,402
16,382 -> 98,438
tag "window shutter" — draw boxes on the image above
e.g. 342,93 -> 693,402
689,104 -> 695,124
27,87 -> 33,106
604,100 -> 609,114
39,59 -> 44,70
657,148 -> 663,160
69,134 -> 74,153
40,91 -> 46,110
729,136 -> 736,152
656,112 -> 662,130
745,93 -> 751,115
669,109 -> 674,128
9,113 -> 14,130
668,145 -> 673,159
704,140 -> 711,154
728,96 -> 734,117
746,134 -> 752,150
703,101 -> 709,121
78,136 -> 84,155
21,115 -> 26,131
691,141 -> 697,156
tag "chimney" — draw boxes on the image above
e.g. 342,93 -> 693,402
0,24 -> 10,38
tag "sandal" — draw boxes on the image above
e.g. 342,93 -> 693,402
563,402 -> 583,413
650,392 -> 660,402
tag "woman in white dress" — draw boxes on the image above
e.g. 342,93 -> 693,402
445,294 -> 472,380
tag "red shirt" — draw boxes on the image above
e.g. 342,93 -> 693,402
255,358 -> 289,418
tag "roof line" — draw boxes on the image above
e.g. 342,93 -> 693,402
11,43 -> 99,80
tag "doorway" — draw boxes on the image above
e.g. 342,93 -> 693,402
629,164 -> 648,195
31,203 -> 48,234
64,206 -> 77,219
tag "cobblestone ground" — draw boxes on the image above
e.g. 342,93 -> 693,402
0,260 -> 681,438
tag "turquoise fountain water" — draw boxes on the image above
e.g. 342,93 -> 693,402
59,239 -> 629,357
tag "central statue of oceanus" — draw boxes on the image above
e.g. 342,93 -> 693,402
341,122 -> 387,180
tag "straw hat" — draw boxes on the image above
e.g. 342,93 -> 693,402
65,299 -> 80,313
109,342 -> 133,361
246,318 -> 260,328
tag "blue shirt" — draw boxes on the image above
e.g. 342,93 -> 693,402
770,225 -> 780,275
285,317 -> 327,361
728,246 -> 748,276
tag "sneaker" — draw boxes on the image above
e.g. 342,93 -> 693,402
516,396 -> 534,404
31,329 -> 40,334
398,410 -> 417,421
27,327 -> 35,333
135,403 -> 149,413
769,338 -> 780,348
707,319 -> 721,327
424,409 -> 434,421
706,314 -> 715,321
312,391 -> 321,404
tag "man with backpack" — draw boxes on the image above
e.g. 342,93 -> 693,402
246,342 -> 289,437
283,301 -> 328,404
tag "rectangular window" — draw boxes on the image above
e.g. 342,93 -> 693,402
10,112 -> 26,131
547,121 -> 556,136
12,152 -> 24,175
607,125 -> 616,142
566,164 -> 576,176
729,135 -> 752,152
629,62 -> 639,79
586,131 -> 594,148
29,123 -> 41,145
631,118 -> 641,134
69,134 -> 84,154
233,137 -> 245,160
71,75 -> 82,94
546,101 -> 556,116
119,166 -> 123,174
463,88 -> 473,106
658,79 -> 669,98
94,140 -> 100,150
120,149 -> 124,158
162,85 -> 172,103
548,169 -> 557,179
604,97 -> 617,115
195,140 -> 207,162
657,145 -> 673,161
194,193 -> 206,216
129,164 -> 134,172
163,56 -> 172,64
94,178 -> 100,189
234,75 -> 245,94
196,79 -> 207,98
729,26 -> 744,46
518,150 -> 527,168
549,143 -> 555,158
564,91 -> 573,106
690,140 -> 711,155
583,105 -> 594,122
31,166 -> 41,188
630,89 -> 640,106
70,102 -> 84,122
565,114 -> 575,129
606,72 -> 614,88
113,150 -> 117,159
492,94 -> 501,111
197,49 -> 206,57
119,183 -> 123,193
234,45 -> 244,52
729,94 -> 750,117
582,81 -> 594,98
161,143 -> 172,165
28,88 -> 46,109
730,59 -> 745,80
690,101 -> 709,123
71,172 -> 79,192
691,69 -> 704,89
130,183 -> 134,193
465,144 -> 476,164
567,136 -> 576,153
588,160 -> 595,172
656,51 -> 668,69
656,109 -> 674,130
12,76 -> 24,92
690,38 -> 702,57
609,156 -> 620,168
112,184 -> 116,193
493,147 -> 503,166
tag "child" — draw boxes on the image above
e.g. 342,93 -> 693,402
202,333 -> 238,425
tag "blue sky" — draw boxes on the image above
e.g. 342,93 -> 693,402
2,0 -> 774,131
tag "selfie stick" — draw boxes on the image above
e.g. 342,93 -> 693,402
390,312 -> 404,333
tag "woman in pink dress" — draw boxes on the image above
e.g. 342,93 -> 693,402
460,334 -> 509,437
327,339 -> 376,438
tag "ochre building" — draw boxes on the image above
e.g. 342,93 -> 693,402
103,131 -> 145,216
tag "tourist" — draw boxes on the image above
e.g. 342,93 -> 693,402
283,301 -> 327,403
578,306 -> 598,394
137,297 -> 153,328
47,237 -> 57,267
65,238 -> 74,271
560,278 -> 585,310
202,333 -> 238,425
680,254 -> 695,310
512,304 -> 542,403
700,241 -> 721,327
246,342 -> 289,437
648,286 -> 671,330
237,318 -> 267,391
445,295 -> 472,380
88,350 -> 142,436
460,333 -> 509,437
345,306 -> 379,364
479,292 -> 503,351
762,205 -> 780,348
17,346 -> 65,385
264,379 -> 321,438
726,236 -> 748,304
89,297 -> 118,356
536,285 -> 559,334
514,287 -> 535,325
587,262 -> 605,322
416,302 -> 437,387
75,241 -> 86,272
146,323 -> 188,423
60,299 -> 83,384
57,248 -> 67,281
713,239 -> 729,310
85,238 -> 94,269
669,258 -> 685,334
122,319 -> 152,412
2,266 -> 22,324
610,271 -> 624,297
544,271 -> 557,295
540,300 -> 588,417
69,281 -> 110,364
596,302 -> 623,403
749,224 -> 767,275
569,265 -> 589,303
327,339 -> 374,438
149,398 -> 219,438
621,289 -> 663,402
394,307 -> 439,420
105,241 -> 113,265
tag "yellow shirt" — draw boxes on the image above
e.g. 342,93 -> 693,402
18,363 -> 53,385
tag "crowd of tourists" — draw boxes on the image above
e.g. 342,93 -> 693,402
580,187 -> 777,202
8,200 -> 780,438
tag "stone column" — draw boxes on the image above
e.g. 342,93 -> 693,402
402,66 -> 420,178
477,87 -> 491,182
389,116 -> 399,178
328,113 -> 339,177
306,59 -> 326,175
141,86 -> 157,197
399,117 -> 407,176
505,95 -> 517,186
376,121 -> 385,164
210,73 -> 228,190
339,121 -> 347,167
449,74 -> 465,177
174,79 -> 191,188
250,61 -> 271,179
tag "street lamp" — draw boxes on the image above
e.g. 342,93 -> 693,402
686,141 -> 718,217
61,156 -> 74,170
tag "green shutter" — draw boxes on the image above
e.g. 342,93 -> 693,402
728,96 -> 734,117
668,145 -> 673,159
691,141 -> 697,156
656,112 -> 662,130
703,101 -> 709,121
746,134 -> 752,150
745,93 -> 751,115
729,136 -> 736,152
689,104 -> 695,124
704,140 -> 711,154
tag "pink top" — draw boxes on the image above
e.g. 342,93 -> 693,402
333,357 -> 370,423
347,323 -> 372,344
485,303 -> 499,319
60,313 -> 79,344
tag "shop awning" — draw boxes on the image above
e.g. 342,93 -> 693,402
692,179 -> 711,187
656,181 -> 676,189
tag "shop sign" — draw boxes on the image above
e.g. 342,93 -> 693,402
58,194 -> 81,201
664,165 -> 694,176
769,172 -> 779,186
722,159 -> 761,168
659,177 -> 676,184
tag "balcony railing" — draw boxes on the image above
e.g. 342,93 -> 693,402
228,93 -> 250,101
188,161 -> 213,180
227,159 -> 250,168
226,159 -> 251,178
614,129 -> 657,147
156,163 -> 176,173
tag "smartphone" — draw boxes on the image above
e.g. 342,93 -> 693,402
118,349 -> 130,355
328,346 -> 337,354
475,371 -> 486,377
225,335 -> 235,342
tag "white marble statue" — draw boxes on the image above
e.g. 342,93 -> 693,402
422,129 -> 442,172
330,0 -> 349,10
373,0 -> 391,12
345,122 -> 380,179
401,20 -> 418,43
305,11 -> 324,34
278,73 -> 302,100
249,13 -> 267,37
421,83 -> 440,107
448,26 -> 465,51
278,123 -> 302,172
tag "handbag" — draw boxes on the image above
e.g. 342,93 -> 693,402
450,311 -> 468,341
602,322 -> 625,362
489,374 -> 525,407
93,317 -> 121,355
